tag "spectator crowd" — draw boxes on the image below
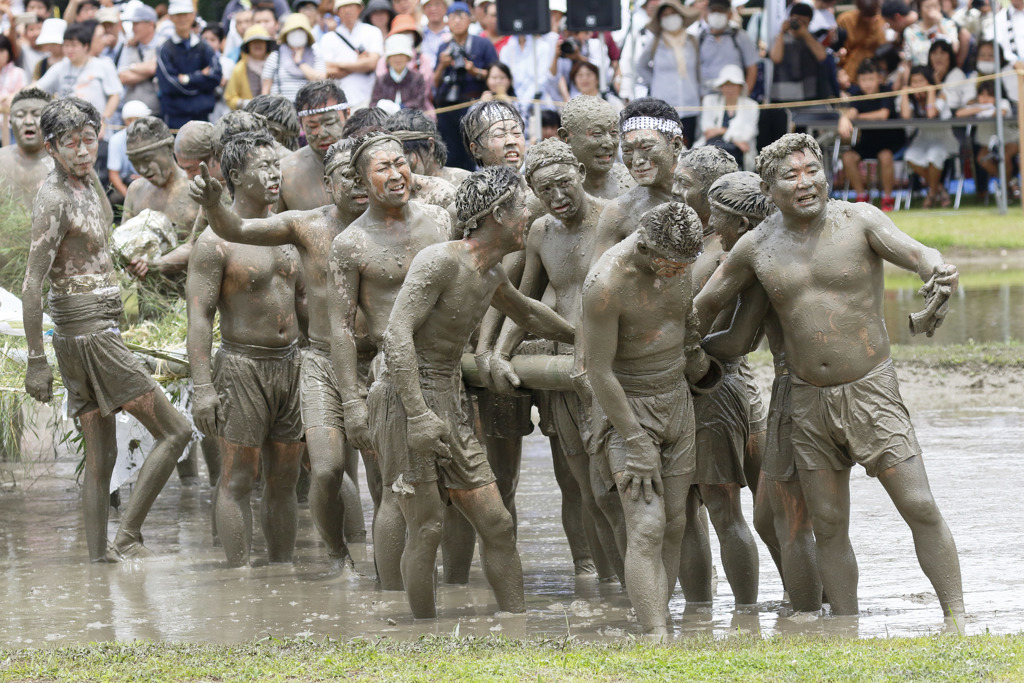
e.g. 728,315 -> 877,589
0,0 -> 1020,206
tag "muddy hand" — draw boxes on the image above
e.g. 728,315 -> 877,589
342,398 -> 374,452
490,355 -> 521,395
191,383 -> 221,437
474,351 -> 498,392
127,256 -> 150,279
25,356 -> 53,404
189,162 -> 224,208
932,263 -> 959,292
406,410 -> 453,463
622,433 -> 662,504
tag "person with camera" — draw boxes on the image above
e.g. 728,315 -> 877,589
547,29 -> 599,103
433,1 -> 497,170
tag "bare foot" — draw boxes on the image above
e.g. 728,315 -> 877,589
90,541 -> 122,564
573,558 -> 598,576
113,529 -> 155,559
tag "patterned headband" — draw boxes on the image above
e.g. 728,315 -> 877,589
348,134 -> 403,175
457,186 -> 515,238
296,102 -> 351,118
620,116 -> 682,136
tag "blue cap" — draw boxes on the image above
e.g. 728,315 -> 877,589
131,4 -> 159,22
447,1 -> 471,15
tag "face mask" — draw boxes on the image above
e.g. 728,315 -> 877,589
976,60 -> 995,74
286,30 -> 309,48
707,12 -> 729,30
660,13 -> 684,32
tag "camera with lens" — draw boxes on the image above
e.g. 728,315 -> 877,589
441,43 -> 469,103
560,36 -> 581,57
789,18 -> 802,30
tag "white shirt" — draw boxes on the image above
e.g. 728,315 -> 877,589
319,21 -> 384,109
498,36 -> 554,104
995,5 -> 1024,64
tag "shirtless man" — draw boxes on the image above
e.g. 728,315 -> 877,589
327,131 -> 454,589
695,133 -> 964,619
582,202 -> 706,637
372,165 -> 574,618
385,108 -> 471,188
23,98 -> 192,561
245,94 -> 301,155
700,171 -> 820,612
591,98 -> 685,260
279,81 -> 349,211
490,138 -> 624,581
186,132 -> 305,567
190,136 -> 368,568
122,117 -> 200,243
0,88 -> 54,210
557,95 -> 635,201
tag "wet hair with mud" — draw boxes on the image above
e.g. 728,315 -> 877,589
455,165 -> 521,237
561,95 -> 615,136
323,138 -> 356,178
341,108 -> 389,140
245,95 -> 300,150
126,116 -> 173,152
459,100 -> 524,161
385,108 -> 448,168
174,120 -> 217,160
294,80 -> 347,117
639,202 -> 704,262
220,129 -> 277,196
41,97 -> 101,143
349,130 -> 403,176
679,146 -> 739,195
524,138 -> 580,184
213,110 -> 268,156
11,87 -> 52,108
756,133 -> 824,187
708,171 -> 773,222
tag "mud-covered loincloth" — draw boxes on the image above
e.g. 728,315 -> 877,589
49,285 -> 157,419
761,372 -> 798,482
591,361 -> 696,492
737,356 -> 767,433
299,338 -> 372,434
213,339 -> 303,448
368,360 -> 494,492
693,362 -> 750,487
789,358 -> 921,478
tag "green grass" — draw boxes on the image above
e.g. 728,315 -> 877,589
889,207 -> 1024,250
1,634 -> 1022,682
884,268 -> 1024,291
750,341 -> 1024,370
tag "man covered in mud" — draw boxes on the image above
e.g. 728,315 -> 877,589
582,202 -> 706,637
372,166 -> 574,619
385,108 -> 471,188
186,131 -> 305,567
695,133 -> 964,619
700,171 -> 821,613
489,138 -> 624,582
279,81 -> 349,211
190,135 -> 367,569
557,95 -> 635,201
122,117 -> 201,244
591,98 -> 686,259
327,131 -> 455,589
671,146 -> 763,609
22,98 -> 192,562
0,88 -> 54,210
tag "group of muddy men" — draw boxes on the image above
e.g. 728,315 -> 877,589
12,79 -> 964,637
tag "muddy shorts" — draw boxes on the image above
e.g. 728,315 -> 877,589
693,368 -> 750,487
762,373 -> 798,482
299,339 -> 372,435
737,357 -> 768,433
592,380 -> 697,492
213,340 -> 303,448
789,359 -> 921,478
49,288 -> 157,419
368,368 -> 495,492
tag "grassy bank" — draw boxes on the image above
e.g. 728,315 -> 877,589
1,633 -> 1022,682
751,341 -> 1024,370
889,208 -> 1024,250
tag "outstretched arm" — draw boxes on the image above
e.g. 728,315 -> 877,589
189,162 -> 301,247
702,283 -> 771,359
490,270 -> 574,346
185,233 -> 225,437
862,205 -> 953,284
693,240 -> 759,337
21,194 -> 64,403
328,234 -> 372,451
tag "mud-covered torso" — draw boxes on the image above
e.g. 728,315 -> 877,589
0,147 -> 53,211
279,146 -> 330,211
42,177 -> 115,281
294,207 -> 346,343
125,173 -> 200,242
216,237 -> 302,348
535,203 -> 602,326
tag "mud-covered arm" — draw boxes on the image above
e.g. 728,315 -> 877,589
474,248 -> 526,356
591,202 -> 627,267
702,283 -> 770,359
190,161 -> 300,247
295,265 -> 309,340
693,239 -> 758,337
862,205 -> 952,284
490,269 -> 574,345
93,170 -> 114,230
22,195 -> 64,360
681,270 -> 710,384
494,223 -> 549,358
582,280 -> 644,441
185,234 -> 223,387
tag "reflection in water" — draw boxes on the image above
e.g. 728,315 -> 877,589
885,284 -> 1024,345
0,408 -> 1020,645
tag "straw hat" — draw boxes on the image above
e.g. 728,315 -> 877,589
646,0 -> 699,35
277,12 -> 316,45
242,24 -> 274,51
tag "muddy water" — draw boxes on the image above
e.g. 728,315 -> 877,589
0,405 -> 1020,646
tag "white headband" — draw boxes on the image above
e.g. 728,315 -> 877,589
297,102 -> 351,118
621,116 -> 682,137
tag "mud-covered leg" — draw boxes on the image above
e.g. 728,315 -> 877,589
565,448 -> 623,581
343,442 -> 366,541
215,439 -> 260,566
260,440 -> 303,563
700,482 -> 759,605
615,471 -> 670,636
441,504 -> 475,584
799,467 -> 858,615
767,477 -> 822,612
79,408 -> 119,563
678,486 -> 714,602
375,486 -> 406,589
306,425 -> 350,560
549,437 -> 596,574
397,483 -> 445,618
